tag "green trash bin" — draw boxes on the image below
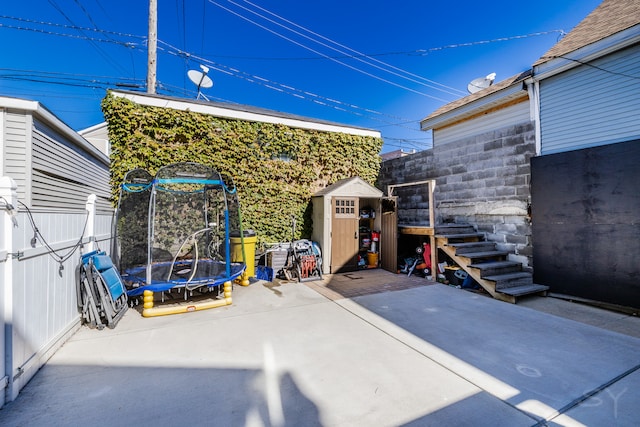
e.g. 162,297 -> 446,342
230,229 -> 257,277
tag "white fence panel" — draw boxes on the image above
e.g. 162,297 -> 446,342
0,177 -> 17,408
1,176 -> 113,406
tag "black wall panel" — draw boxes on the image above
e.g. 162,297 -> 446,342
531,140 -> 640,310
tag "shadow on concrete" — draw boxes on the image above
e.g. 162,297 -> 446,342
0,364 -> 321,426
302,268 -> 434,301
346,284 -> 640,425
3,271 -> 639,426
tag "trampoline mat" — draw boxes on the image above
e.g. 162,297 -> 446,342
123,259 -> 245,297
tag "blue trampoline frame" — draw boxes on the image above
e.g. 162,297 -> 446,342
113,162 -> 247,299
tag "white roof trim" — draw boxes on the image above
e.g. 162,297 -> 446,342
79,122 -> 107,135
313,176 -> 383,197
0,96 -> 109,165
111,91 -> 381,138
420,83 -> 526,131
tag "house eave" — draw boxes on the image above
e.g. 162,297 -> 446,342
0,96 -> 109,166
532,25 -> 640,81
420,83 -> 527,131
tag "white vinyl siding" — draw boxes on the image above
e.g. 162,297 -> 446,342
434,101 -> 530,146
32,120 -> 111,213
1,99 -> 112,406
2,111 -> 30,202
539,44 -> 640,155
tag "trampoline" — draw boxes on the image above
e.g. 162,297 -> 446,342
112,162 -> 247,316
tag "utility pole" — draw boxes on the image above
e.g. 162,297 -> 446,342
147,0 -> 157,94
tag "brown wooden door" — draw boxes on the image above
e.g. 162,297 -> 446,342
331,197 -> 359,273
380,197 -> 398,273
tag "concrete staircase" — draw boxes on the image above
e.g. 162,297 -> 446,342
435,224 -> 548,303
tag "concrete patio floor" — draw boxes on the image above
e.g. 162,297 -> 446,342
1,269 -> 639,426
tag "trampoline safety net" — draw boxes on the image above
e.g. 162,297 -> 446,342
112,162 -> 247,297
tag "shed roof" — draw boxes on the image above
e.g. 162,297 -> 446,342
313,176 -> 382,198
534,0 -> 640,66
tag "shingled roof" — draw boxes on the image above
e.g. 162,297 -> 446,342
534,0 -> 640,66
421,0 -> 639,130
420,70 -> 530,124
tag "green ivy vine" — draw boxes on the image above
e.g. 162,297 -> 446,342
101,92 -> 382,244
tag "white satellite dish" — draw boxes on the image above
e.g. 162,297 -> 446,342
187,64 -> 213,100
467,72 -> 496,94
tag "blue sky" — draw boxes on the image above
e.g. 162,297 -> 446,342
1,0 -> 601,153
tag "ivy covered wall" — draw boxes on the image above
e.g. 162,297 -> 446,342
101,92 -> 383,244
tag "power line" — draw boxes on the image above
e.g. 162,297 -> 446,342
234,0 -> 466,96
1,12 -> 436,148
159,41 -> 416,123
48,0 -> 132,76
413,30 -> 566,56
0,15 -> 146,39
207,0 -> 454,102
159,41 -> 437,143
202,30 -> 566,62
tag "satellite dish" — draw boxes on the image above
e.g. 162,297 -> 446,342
467,72 -> 496,94
187,64 -> 213,100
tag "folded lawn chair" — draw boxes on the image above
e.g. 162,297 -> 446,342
77,250 -> 128,329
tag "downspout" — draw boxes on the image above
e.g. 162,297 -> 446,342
526,76 -> 542,156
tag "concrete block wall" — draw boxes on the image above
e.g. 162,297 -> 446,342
378,121 -> 535,267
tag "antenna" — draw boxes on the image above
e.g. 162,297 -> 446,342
467,72 -> 496,94
187,64 -> 214,101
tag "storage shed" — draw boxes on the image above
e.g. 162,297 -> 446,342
311,177 -> 383,274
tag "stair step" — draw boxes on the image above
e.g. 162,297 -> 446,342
496,283 -> 549,297
457,250 -> 510,260
435,224 -> 476,234
484,272 -> 533,289
447,242 -> 496,254
469,261 -> 523,276
436,233 -> 485,240
483,271 -> 532,281
436,229 -> 478,236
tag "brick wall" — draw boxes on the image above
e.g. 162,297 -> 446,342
378,121 -> 535,267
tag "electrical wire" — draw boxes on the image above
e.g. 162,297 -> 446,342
47,0 -> 132,76
207,0 -> 453,102
159,40 -> 413,122
208,30 -> 567,62
231,0 -> 466,96
17,201 -> 89,273
542,55 -> 640,80
1,13 -> 452,147
158,41 -> 434,147
0,15 -> 146,40
0,21 -> 143,48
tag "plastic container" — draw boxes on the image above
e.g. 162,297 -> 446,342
444,266 -> 462,286
230,229 -> 257,277
367,251 -> 379,267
